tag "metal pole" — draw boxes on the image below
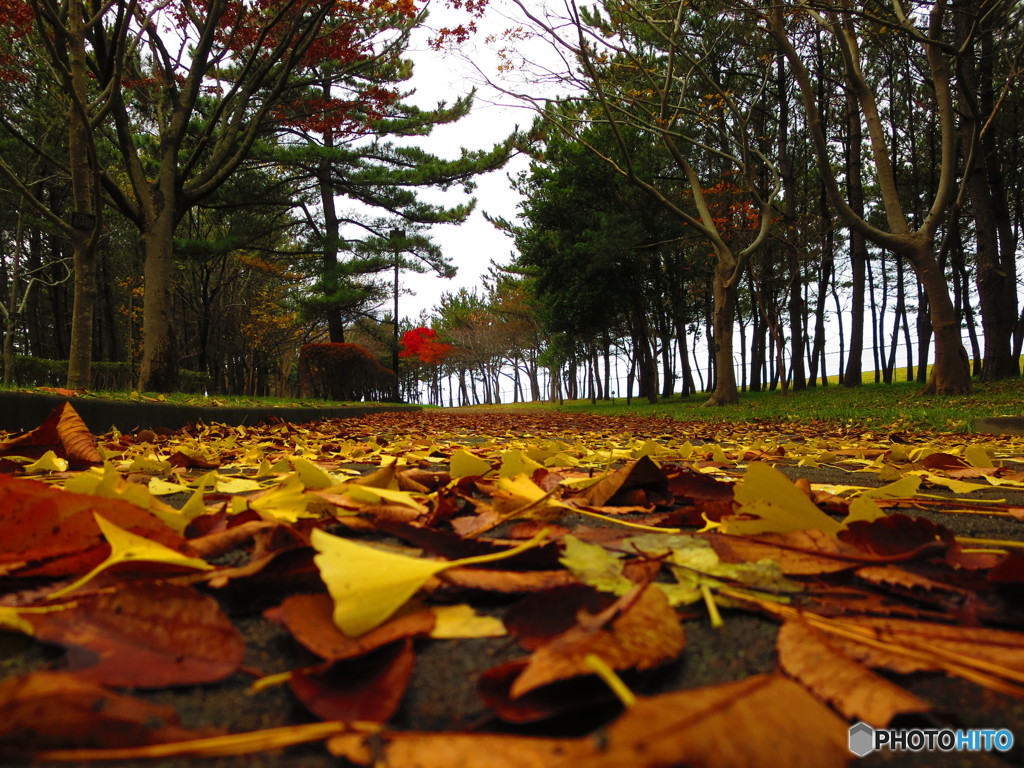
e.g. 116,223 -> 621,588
390,228 -> 403,402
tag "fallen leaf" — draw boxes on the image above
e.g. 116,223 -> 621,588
573,456 -> 671,507
504,585 -> 617,650
312,528 -> 547,636
777,618 -> 929,726
0,672 -> 208,753
0,402 -> 101,464
271,593 -> 436,660
450,449 -> 492,478
329,674 -> 849,768
0,475 -> 187,578
724,462 -> 843,536
289,639 -> 415,722
23,582 -> 244,687
47,513 -> 212,598
509,584 -> 684,698
429,604 -> 506,638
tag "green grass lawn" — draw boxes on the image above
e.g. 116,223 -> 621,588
7,377 -> 1024,433
486,379 -> 1024,433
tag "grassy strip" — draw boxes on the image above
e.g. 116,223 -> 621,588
6,378 -> 1024,433
0,385 -> 369,410
489,379 -> 1024,433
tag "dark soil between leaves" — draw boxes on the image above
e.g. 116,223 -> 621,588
3,417 -> 1024,768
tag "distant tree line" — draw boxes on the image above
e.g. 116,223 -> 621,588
401,0 -> 1023,406
0,0 -> 511,396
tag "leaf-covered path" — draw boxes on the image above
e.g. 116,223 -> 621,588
1,406 -> 1023,767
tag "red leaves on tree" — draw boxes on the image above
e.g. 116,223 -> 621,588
399,327 -> 453,365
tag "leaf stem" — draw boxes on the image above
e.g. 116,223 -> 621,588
585,653 -> 637,708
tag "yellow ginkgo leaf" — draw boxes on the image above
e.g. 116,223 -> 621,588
450,449 -> 492,479
242,475 -> 317,522
292,457 -> 337,489
24,450 -> 69,473
498,449 -> 545,479
179,488 -> 210,520
859,475 -> 922,499
0,606 -> 35,635
964,444 -> 995,469
47,513 -> 212,599
429,604 -> 507,639
215,476 -> 263,494
544,451 -> 580,467
910,471 -> 989,495
312,528 -> 547,637
148,478 -> 193,496
496,473 -> 550,504
351,459 -> 399,489
342,483 -> 426,511
311,533 -> 451,637
724,462 -> 843,536
842,494 -> 888,526
124,455 -> 172,473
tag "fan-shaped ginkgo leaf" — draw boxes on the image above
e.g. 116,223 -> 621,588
312,528 -> 547,637
48,514 -> 212,598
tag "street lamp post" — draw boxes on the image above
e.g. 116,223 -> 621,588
390,228 -> 403,402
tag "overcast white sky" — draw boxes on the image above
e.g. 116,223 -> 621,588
389,0 -> 541,320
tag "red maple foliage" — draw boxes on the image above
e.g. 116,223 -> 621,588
399,327 -> 453,365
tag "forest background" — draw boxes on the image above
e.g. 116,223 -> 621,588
0,0 -> 1021,408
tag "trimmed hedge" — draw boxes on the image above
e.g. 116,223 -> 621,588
297,343 -> 396,402
5,356 -> 210,393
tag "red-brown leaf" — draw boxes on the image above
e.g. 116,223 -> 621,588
25,582 -> 244,687
289,638 -> 415,722
0,402 -> 101,464
0,671 -> 209,754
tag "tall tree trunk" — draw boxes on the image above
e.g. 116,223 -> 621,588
706,257 -> 739,405
65,0 -> 101,389
137,196 -> 180,391
843,90 -> 867,387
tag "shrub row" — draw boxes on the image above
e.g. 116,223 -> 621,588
297,343 -> 396,402
4,356 -> 210,393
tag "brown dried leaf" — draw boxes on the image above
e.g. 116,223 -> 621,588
854,565 -> 970,596
271,593 -> 435,660
330,674 -> 850,768
705,530 -> 863,575
573,455 -> 671,507
289,639 -> 415,723
777,618 -> 929,727
432,567 -> 578,594
26,582 -> 244,687
504,585 -> 617,650
822,615 -> 1024,682
0,475 -> 188,578
0,402 -> 101,464
0,671 -> 208,754
509,584 -> 684,698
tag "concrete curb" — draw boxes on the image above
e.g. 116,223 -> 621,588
0,391 -> 421,434
974,416 -> 1024,436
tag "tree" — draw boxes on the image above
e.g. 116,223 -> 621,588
763,0 -> 988,394
274,13 -> 517,344
3,0 -> 432,390
499,0 -> 781,404
504,119 -> 681,403
0,0 -> 104,388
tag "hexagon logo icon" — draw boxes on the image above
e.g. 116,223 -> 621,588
849,722 -> 875,757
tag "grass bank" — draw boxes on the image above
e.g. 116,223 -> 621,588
475,379 -> 1024,433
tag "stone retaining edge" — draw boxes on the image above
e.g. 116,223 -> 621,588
0,391 -> 421,434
